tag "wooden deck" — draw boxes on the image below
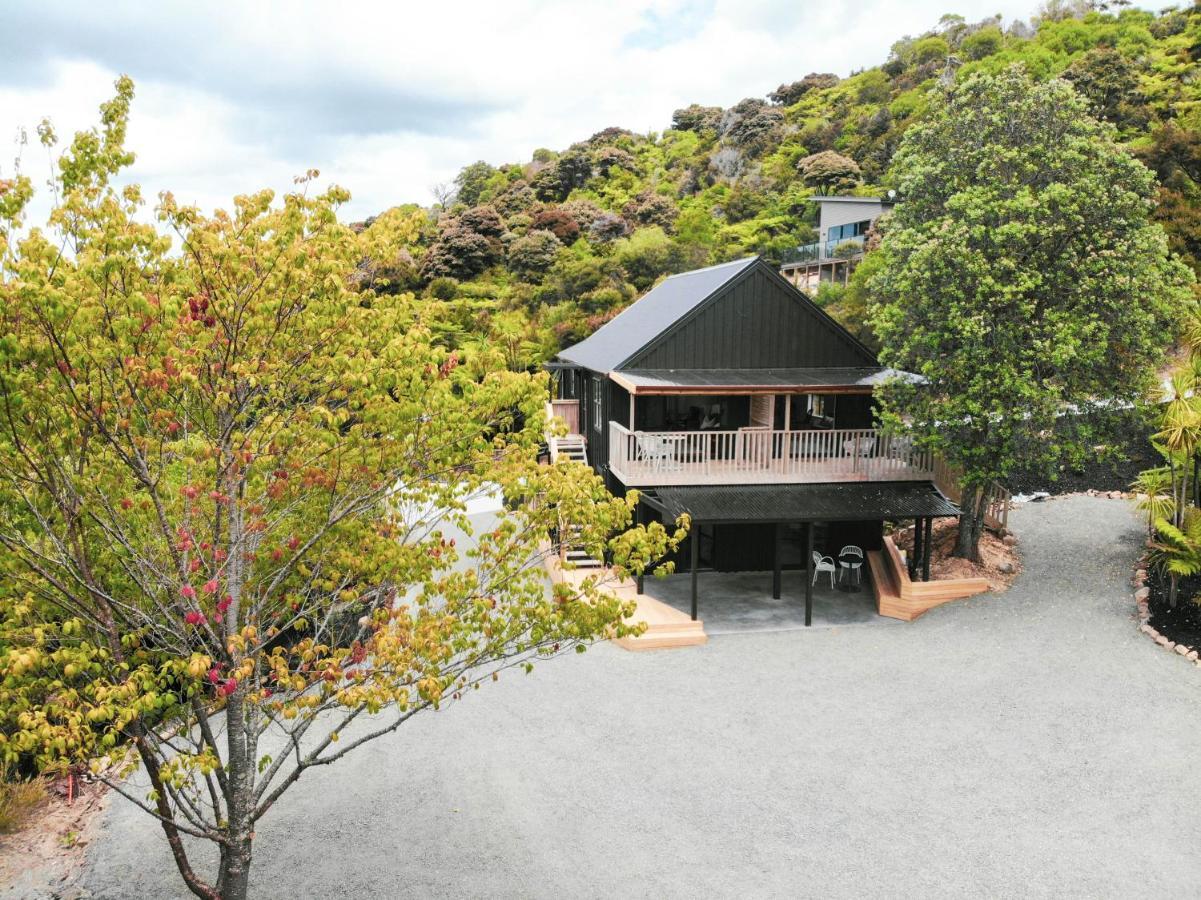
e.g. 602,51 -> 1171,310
540,543 -> 707,650
609,422 -> 934,487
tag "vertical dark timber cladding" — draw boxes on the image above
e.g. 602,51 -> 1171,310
629,264 -> 875,372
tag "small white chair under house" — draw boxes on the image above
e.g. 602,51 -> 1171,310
838,545 -> 864,585
811,551 -> 837,589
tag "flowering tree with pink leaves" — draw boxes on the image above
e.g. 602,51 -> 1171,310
0,80 -> 680,899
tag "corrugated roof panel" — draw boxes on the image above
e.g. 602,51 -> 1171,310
650,482 -> 960,523
556,256 -> 759,373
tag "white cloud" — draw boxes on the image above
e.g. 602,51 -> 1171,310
0,0 -> 1068,223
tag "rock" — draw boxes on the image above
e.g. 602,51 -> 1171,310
1188,651 -> 1199,662
1176,644 -> 1190,656
998,561 -> 1014,575
1002,534 -> 1018,547
1134,570 -> 1146,586
1134,587 -> 1150,601
1155,634 -> 1171,646
1140,624 -> 1156,635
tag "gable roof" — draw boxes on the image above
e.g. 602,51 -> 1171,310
556,255 -> 877,374
556,256 -> 758,373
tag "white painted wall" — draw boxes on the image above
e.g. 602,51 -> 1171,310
818,200 -> 887,244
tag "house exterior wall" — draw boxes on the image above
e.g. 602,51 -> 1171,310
818,200 -> 887,245
575,370 -> 630,480
624,265 -> 875,371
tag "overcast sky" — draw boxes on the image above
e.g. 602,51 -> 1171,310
2,0 -> 1051,223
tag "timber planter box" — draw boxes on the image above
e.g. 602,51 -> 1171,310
868,536 -> 989,621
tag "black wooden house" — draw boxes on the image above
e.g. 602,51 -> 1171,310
546,256 -> 960,623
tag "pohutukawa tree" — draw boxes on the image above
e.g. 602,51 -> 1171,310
0,80 -> 681,899
868,64 -> 1194,560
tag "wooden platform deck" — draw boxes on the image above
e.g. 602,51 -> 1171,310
609,422 -> 934,487
611,455 -> 932,487
542,547 -> 707,650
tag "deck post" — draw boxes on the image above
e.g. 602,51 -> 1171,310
804,522 -> 814,627
690,530 -> 699,621
909,517 -> 920,580
635,501 -> 645,594
922,516 -> 933,582
772,523 -> 782,600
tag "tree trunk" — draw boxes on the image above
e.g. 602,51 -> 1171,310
217,686 -> 256,900
954,483 -> 983,562
219,836 -> 254,900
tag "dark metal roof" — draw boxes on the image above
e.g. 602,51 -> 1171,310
647,482 -> 960,524
614,366 -> 919,393
556,256 -> 759,373
810,196 -> 895,205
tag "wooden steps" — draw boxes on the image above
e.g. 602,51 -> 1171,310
549,434 -> 587,465
870,536 -> 989,621
612,592 -> 708,651
542,545 -> 707,651
563,548 -> 604,569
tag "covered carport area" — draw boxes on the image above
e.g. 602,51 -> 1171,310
637,482 -> 961,626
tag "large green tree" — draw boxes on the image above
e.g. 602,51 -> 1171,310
0,81 -> 681,900
868,64 -> 1194,559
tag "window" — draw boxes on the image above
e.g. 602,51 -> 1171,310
591,379 -> 603,435
826,219 -> 872,242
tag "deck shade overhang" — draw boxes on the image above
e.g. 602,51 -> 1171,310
643,481 -> 961,525
609,366 -> 922,396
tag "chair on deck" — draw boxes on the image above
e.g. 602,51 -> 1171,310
886,435 -> 914,461
811,551 -> 837,588
636,433 -> 678,471
842,436 -> 876,458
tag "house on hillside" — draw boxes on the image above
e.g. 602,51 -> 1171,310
779,196 -> 893,293
545,256 -> 978,627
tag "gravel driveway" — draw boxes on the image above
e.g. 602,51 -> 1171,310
78,496 -> 1201,898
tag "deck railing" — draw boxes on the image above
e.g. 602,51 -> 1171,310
545,399 -> 580,435
780,235 -> 867,265
931,457 -> 1011,532
609,423 -> 935,486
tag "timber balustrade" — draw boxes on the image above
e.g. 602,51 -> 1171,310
608,422 -> 936,486
545,399 -> 580,435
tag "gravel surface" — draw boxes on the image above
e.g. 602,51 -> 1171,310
77,496 -> 1201,899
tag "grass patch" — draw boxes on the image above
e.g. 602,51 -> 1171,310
0,768 -> 47,834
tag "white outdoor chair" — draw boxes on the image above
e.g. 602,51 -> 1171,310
841,437 -> 876,457
838,545 -> 864,584
636,433 -> 678,471
811,551 -> 837,588
887,435 -> 913,460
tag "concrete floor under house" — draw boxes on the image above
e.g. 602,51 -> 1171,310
642,567 -> 891,633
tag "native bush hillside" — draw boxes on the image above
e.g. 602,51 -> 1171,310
357,3 -> 1201,368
